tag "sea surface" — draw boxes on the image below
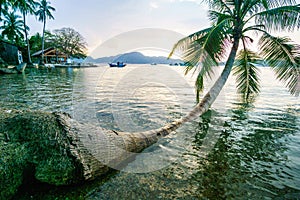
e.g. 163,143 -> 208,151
0,65 -> 299,199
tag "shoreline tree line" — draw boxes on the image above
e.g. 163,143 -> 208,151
0,0 -> 87,64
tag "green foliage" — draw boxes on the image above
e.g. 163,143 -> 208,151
35,0 -> 55,23
11,0 -> 40,63
0,10 -> 25,46
11,0 -> 38,16
29,32 -> 42,53
51,27 -> 87,58
254,4 -> 300,32
29,31 -> 55,53
35,0 -> 55,63
170,0 -> 300,103
259,33 -> 300,96
233,50 -> 261,103
0,0 -> 12,21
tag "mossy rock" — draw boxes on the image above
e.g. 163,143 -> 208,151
0,142 -> 28,199
0,109 -> 83,199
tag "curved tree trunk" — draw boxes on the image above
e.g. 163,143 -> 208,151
23,12 -> 31,64
142,37 -> 241,136
0,109 -> 164,198
0,38 -> 240,198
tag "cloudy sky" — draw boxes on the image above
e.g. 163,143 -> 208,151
27,0 -> 300,57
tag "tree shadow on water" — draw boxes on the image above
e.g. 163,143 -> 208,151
192,104 -> 300,199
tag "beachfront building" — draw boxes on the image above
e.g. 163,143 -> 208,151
32,47 -> 67,64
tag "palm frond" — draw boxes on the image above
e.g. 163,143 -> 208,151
244,0 -> 297,14
242,24 -> 266,33
169,15 -> 232,102
240,0 -> 279,17
169,16 -> 232,68
260,0 -> 296,9
169,28 -> 216,79
208,10 -> 233,24
259,33 -> 300,96
254,4 -> 300,32
203,0 -> 233,14
233,49 -> 261,102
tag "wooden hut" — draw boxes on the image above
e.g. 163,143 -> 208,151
32,47 -> 67,64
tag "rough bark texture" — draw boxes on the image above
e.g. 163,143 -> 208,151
0,108 -> 162,199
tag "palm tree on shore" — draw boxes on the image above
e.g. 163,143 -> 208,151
12,0 -> 38,64
152,0 -> 300,135
36,0 -> 55,65
0,10 -> 25,45
0,0 -> 12,21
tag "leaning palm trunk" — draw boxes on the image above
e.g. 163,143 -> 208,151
0,38 -> 239,198
0,37 -> 238,197
146,38 -> 240,135
22,12 -> 31,64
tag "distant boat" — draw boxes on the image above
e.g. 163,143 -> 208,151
109,62 -> 126,68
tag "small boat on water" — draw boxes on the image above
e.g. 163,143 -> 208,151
109,62 -> 126,68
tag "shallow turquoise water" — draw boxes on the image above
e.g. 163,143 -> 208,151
1,65 -> 299,199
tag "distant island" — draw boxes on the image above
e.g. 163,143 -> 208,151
85,52 -> 183,65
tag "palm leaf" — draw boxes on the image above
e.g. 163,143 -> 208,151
208,10 -> 233,24
259,33 -> 300,96
244,0 -> 297,13
240,0 -> 260,17
203,0 -> 233,14
259,0 -> 297,9
169,10 -> 233,102
254,4 -> 300,32
169,16 -> 232,69
233,49 -> 261,102
168,28 -> 211,59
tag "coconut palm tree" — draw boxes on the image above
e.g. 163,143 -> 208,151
12,0 -> 38,64
152,0 -> 300,135
35,0 -> 55,64
1,2 -> 300,192
0,10 -> 25,45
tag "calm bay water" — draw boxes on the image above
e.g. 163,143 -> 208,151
0,65 -> 299,199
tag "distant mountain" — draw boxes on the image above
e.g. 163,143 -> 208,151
85,52 -> 183,64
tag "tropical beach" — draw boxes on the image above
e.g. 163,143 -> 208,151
1,0 -> 300,199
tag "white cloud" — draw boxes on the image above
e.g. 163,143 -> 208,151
150,2 -> 159,9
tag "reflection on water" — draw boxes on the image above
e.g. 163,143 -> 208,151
1,66 -> 299,199
0,68 -> 76,111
